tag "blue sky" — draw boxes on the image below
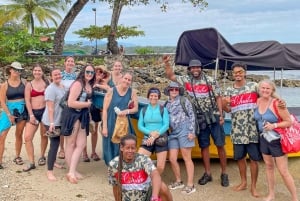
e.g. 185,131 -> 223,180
2,0 -> 300,46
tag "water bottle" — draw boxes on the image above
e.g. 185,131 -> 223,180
114,107 -> 121,115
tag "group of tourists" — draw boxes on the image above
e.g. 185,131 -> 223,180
0,55 -> 298,201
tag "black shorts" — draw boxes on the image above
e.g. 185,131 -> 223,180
233,143 -> 262,161
90,105 -> 101,122
29,108 -> 45,122
260,136 -> 284,157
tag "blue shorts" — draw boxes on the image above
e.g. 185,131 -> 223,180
260,136 -> 284,157
169,124 -> 195,149
197,115 -> 225,148
0,111 -> 11,134
233,143 -> 262,161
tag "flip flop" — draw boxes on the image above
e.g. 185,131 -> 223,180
58,151 -> 65,159
13,157 -> 24,165
38,157 -> 46,166
91,153 -> 101,161
23,163 -> 36,172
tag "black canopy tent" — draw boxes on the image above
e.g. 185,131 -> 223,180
175,27 -> 300,71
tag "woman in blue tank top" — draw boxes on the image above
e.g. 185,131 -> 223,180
102,71 -> 138,166
254,79 -> 298,201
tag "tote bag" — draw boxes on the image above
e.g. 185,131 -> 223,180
273,101 -> 300,153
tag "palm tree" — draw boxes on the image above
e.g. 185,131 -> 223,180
0,0 -> 67,36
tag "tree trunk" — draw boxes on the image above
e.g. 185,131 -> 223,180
107,0 -> 124,54
53,0 -> 89,55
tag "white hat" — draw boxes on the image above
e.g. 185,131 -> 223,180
10,62 -> 24,70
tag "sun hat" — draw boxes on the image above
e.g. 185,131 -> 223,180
95,65 -> 108,72
168,81 -> 180,88
188,59 -> 202,67
163,81 -> 184,96
9,62 -> 24,70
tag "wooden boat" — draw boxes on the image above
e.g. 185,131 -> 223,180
99,93 -> 300,158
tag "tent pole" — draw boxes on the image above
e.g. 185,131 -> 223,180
214,58 -> 219,79
281,68 -> 283,88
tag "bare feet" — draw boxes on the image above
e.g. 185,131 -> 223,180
75,171 -> 83,180
66,173 -> 78,184
232,183 -> 247,191
54,162 -> 65,169
250,188 -> 260,198
47,171 -> 57,181
263,196 -> 274,201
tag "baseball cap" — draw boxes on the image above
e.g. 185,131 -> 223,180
188,59 -> 202,67
10,62 -> 24,70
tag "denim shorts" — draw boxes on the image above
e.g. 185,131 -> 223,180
233,143 -> 262,161
197,115 -> 225,148
169,124 -> 195,149
260,136 -> 284,157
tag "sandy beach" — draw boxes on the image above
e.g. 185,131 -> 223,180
1,126 -> 300,201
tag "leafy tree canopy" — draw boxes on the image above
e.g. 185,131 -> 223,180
74,25 -> 145,41
0,0 -> 67,35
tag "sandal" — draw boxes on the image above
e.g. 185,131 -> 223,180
58,151 -> 65,159
38,157 -> 46,166
23,163 -> 36,172
82,154 -> 90,162
0,164 -> 3,169
13,157 -> 24,165
91,153 -> 101,161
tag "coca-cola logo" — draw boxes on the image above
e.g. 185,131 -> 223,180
185,82 -> 211,94
230,92 -> 258,107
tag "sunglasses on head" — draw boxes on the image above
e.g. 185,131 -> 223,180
12,68 -> 23,73
169,87 -> 179,92
149,89 -> 160,94
85,70 -> 95,75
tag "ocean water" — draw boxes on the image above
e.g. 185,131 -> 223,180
249,70 -> 300,107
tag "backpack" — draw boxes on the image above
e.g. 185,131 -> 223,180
141,104 -> 164,118
141,97 -> 189,119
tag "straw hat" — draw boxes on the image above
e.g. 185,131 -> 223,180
95,65 -> 108,72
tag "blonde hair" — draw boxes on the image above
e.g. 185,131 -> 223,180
258,79 -> 280,99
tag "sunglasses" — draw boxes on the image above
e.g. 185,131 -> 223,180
232,70 -> 245,75
149,89 -> 160,94
85,70 -> 95,75
12,68 -> 23,73
169,87 -> 179,92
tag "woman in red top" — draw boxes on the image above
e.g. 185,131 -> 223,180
23,64 -> 49,171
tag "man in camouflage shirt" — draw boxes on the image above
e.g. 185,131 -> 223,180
164,56 -> 229,187
108,135 -> 172,201
223,63 -> 262,197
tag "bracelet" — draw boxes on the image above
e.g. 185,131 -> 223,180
127,109 -> 130,115
50,123 -> 54,125
274,123 -> 278,128
30,114 -> 34,117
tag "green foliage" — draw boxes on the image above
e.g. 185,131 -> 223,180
135,47 -> 155,55
74,25 -> 144,41
92,58 -> 105,66
0,0 -> 67,35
